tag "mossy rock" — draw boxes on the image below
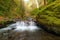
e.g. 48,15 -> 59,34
35,1 -> 60,35
36,14 -> 60,35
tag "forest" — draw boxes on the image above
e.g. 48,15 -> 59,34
0,0 -> 60,40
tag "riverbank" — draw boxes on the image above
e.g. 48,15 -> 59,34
36,21 -> 60,36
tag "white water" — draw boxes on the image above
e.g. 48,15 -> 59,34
0,21 -> 39,32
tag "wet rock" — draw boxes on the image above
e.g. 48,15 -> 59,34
0,21 -> 16,29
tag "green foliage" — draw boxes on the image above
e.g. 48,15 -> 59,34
0,0 -> 27,22
31,0 -> 60,16
30,8 -> 39,16
34,0 -> 60,33
0,0 -> 18,18
47,0 -> 55,4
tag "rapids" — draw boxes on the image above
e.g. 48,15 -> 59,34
0,21 -> 39,32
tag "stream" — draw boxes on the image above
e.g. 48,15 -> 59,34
0,21 -> 39,32
0,20 -> 60,40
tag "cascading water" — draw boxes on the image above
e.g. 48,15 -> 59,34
0,20 -> 39,32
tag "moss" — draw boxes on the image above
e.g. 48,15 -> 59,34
31,0 -> 60,34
